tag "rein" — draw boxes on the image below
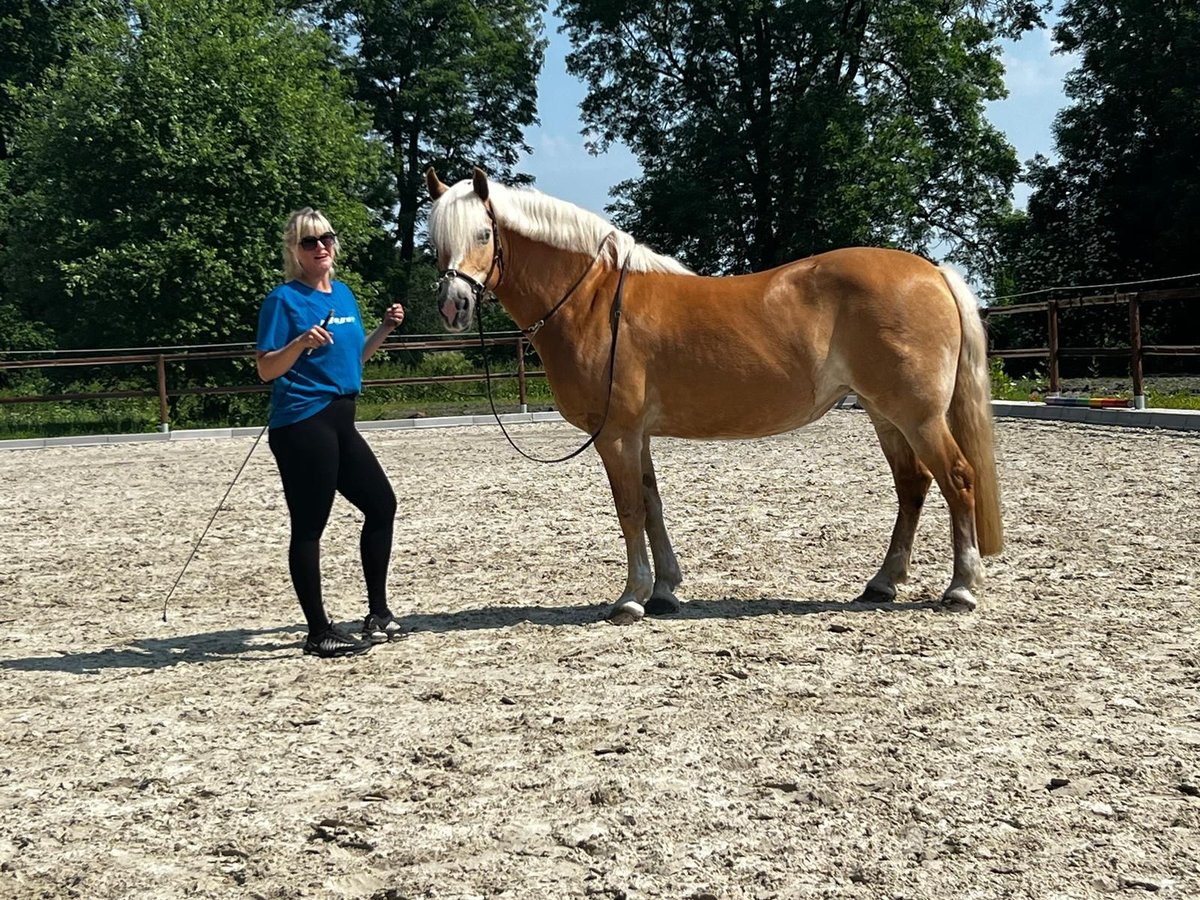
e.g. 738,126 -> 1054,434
519,232 -> 617,336
477,251 -> 630,464
162,423 -> 267,620
437,210 -> 629,464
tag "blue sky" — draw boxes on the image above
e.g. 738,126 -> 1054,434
520,13 -> 1078,219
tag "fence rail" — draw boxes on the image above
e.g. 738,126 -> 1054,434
0,333 -> 543,431
3,288 -> 1197,426
982,287 -> 1199,407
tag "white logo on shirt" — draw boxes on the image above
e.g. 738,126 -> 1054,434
329,315 -> 356,325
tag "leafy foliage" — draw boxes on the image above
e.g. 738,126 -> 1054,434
557,0 -> 1042,275
0,1 -> 122,352
998,0 -> 1200,292
1,0 -> 387,353
988,0 -> 1200,373
0,0 -> 117,161
315,0 -> 546,309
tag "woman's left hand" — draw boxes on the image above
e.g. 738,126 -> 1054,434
383,303 -> 405,330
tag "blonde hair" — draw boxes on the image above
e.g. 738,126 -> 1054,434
281,207 -> 339,282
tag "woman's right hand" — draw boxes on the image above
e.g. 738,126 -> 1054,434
257,321 -> 333,381
298,325 -> 333,352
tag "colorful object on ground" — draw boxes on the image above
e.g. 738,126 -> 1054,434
1043,395 -> 1131,408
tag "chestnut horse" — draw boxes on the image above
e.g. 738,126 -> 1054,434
426,167 -> 1002,624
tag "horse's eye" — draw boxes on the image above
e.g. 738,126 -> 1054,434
476,228 -> 491,244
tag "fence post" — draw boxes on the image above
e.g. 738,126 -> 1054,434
1047,300 -> 1061,396
1128,294 -> 1145,409
156,354 -> 170,432
516,335 -> 528,413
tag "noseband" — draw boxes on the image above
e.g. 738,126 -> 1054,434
437,204 -> 504,304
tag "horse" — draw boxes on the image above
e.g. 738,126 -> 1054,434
425,167 -> 1002,624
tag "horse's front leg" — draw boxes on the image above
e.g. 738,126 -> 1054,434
596,434 -> 653,625
641,437 -> 682,615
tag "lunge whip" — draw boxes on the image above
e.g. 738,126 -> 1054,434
161,307 -> 334,621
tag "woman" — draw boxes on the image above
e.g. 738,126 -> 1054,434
256,207 -> 405,657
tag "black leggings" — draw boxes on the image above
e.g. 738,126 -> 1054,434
268,397 -> 396,633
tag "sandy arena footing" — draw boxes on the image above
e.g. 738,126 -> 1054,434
1,411 -> 1198,898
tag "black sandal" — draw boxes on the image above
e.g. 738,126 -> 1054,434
361,612 -> 404,643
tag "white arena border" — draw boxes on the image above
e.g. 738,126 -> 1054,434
1,402 -> 1198,452
989,400 -> 1200,432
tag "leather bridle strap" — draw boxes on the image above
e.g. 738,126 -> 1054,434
478,254 -> 631,464
521,232 -> 618,336
437,205 -> 505,303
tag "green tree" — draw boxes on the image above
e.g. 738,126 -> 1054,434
317,0 -> 546,315
558,0 -> 1043,275
988,1 -> 1199,377
1,0 -> 104,161
996,0 -> 1200,291
1,1 -> 120,353
2,0 -> 386,352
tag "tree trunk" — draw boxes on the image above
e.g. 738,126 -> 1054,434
395,120 -> 420,264
750,10 -> 777,271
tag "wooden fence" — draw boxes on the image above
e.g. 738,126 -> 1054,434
2,287 -> 1197,427
0,333 -> 542,431
983,287 -> 1198,408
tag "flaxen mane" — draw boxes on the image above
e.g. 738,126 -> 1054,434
428,180 -> 692,276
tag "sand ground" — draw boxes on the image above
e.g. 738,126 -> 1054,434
1,412 -> 1198,899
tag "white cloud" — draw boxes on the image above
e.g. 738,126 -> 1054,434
986,26 -> 1082,176
1000,28 -> 1078,96
535,133 -> 576,160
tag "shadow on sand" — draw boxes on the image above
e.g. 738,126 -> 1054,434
398,593 -> 941,634
0,624 -> 302,675
2,594 -> 941,675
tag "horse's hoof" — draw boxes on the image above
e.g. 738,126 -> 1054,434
857,587 -> 896,604
940,587 -> 977,613
608,600 -> 645,626
645,594 -> 680,616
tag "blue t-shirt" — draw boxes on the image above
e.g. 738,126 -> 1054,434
256,280 -> 366,428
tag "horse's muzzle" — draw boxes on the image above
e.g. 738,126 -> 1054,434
437,280 -> 475,333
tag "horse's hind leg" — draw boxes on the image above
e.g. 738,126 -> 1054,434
596,433 -> 654,625
902,418 -> 984,611
860,408 -> 932,602
641,437 -> 682,615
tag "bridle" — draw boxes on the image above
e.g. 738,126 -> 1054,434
434,201 -> 616,337
434,204 -> 629,465
436,203 -> 505,308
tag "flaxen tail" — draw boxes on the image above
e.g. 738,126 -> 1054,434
939,265 -> 1003,555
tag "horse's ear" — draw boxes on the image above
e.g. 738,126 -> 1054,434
425,167 -> 448,200
471,166 -> 490,202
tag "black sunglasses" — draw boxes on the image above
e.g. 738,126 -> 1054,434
298,232 -> 337,251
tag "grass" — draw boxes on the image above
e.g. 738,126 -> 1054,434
3,357 -> 1198,441
0,350 -> 558,440
988,360 -> 1200,408
1144,389 -> 1200,411
0,398 -> 165,439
